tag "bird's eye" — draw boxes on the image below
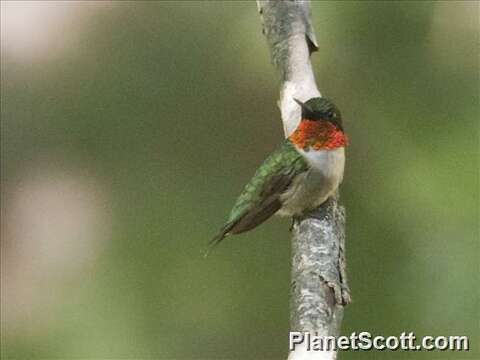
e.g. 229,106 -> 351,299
327,111 -> 335,118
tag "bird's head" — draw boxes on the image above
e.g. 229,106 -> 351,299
290,97 -> 348,151
294,97 -> 343,131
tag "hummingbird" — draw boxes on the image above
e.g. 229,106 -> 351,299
210,97 -> 348,249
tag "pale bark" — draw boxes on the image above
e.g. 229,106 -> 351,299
256,1 -> 351,359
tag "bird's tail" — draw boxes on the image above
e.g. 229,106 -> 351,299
203,223 -> 233,258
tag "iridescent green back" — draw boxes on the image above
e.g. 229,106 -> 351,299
226,139 -> 308,224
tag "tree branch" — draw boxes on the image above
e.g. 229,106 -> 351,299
256,1 -> 350,359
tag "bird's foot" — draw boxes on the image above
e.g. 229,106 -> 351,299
289,217 -> 299,232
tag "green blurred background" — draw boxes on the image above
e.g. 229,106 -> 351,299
1,1 -> 478,359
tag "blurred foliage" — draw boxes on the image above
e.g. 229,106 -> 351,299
1,1 -> 478,359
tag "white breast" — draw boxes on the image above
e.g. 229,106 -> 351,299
299,147 -> 345,182
278,147 -> 345,217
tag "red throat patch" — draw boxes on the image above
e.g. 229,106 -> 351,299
289,119 -> 349,151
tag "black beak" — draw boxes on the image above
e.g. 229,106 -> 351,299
293,98 -> 311,112
293,98 -> 304,107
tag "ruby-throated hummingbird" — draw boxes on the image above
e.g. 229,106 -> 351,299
210,97 -> 348,248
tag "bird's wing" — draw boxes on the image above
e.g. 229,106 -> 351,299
210,140 -> 308,247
